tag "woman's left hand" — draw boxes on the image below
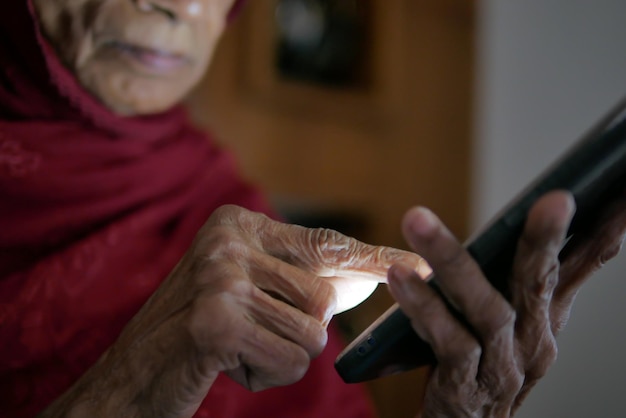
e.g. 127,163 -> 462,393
388,190 -> 626,417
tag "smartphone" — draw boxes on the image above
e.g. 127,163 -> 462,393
335,96 -> 626,383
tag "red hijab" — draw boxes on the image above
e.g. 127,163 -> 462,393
0,2 -> 375,417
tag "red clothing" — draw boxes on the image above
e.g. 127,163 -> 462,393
0,1 -> 376,417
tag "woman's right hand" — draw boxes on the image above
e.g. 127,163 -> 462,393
40,205 -> 424,418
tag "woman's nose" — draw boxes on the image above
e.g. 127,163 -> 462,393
132,0 -> 209,23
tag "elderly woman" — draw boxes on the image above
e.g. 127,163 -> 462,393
1,1 -> 625,417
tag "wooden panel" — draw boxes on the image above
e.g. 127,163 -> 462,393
185,0 -> 475,416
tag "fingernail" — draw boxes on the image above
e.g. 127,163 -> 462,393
416,258 -> 433,279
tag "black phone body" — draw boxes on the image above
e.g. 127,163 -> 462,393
335,96 -> 626,383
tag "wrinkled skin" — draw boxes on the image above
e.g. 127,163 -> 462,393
31,1 -> 626,417
33,0 -> 234,115
388,191 -> 626,417
38,194 -> 626,418
39,205 -> 426,417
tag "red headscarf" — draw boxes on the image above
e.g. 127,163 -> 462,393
0,1 -> 375,417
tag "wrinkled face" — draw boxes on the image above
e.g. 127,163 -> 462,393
33,0 -> 235,115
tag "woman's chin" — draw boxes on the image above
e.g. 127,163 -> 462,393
91,83 -> 184,116
78,64 -> 196,116
106,96 -> 177,116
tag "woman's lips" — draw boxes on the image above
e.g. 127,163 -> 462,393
105,40 -> 191,74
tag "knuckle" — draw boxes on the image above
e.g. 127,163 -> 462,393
216,274 -> 253,298
270,290 -> 330,356
440,334 -> 482,371
522,255 -> 560,289
311,227 -> 348,245
210,204 -> 245,225
466,342 -> 483,365
307,227 -> 353,262
501,368 -> 525,396
186,284 -> 251,348
199,225 -> 248,261
284,352 -> 310,384
480,301 -> 516,338
541,337 -> 559,363
253,349 -> 310,392
540,262 -> 560,292
206,205 -> 266,238
528,337 -> 558,380
490,368 -> 524,400
462,341 -> 483,368
305,323 -> 329,358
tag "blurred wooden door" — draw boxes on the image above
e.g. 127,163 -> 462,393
186,0 -> 475,416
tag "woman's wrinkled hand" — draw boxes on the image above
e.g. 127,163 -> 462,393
388,190 -> 626,418
42,205 -> 424,418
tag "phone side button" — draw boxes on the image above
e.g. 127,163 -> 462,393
356,334 -> 377,356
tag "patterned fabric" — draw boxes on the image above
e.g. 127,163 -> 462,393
0,1 -> 376,417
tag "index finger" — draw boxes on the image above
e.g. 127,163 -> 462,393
400,206 -> 505,329
255,215 -> 431,282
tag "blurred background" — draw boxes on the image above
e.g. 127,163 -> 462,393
185,0 -> 626,416
475,1 -> 626,418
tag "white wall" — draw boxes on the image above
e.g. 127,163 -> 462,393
474,1 -> 626,417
